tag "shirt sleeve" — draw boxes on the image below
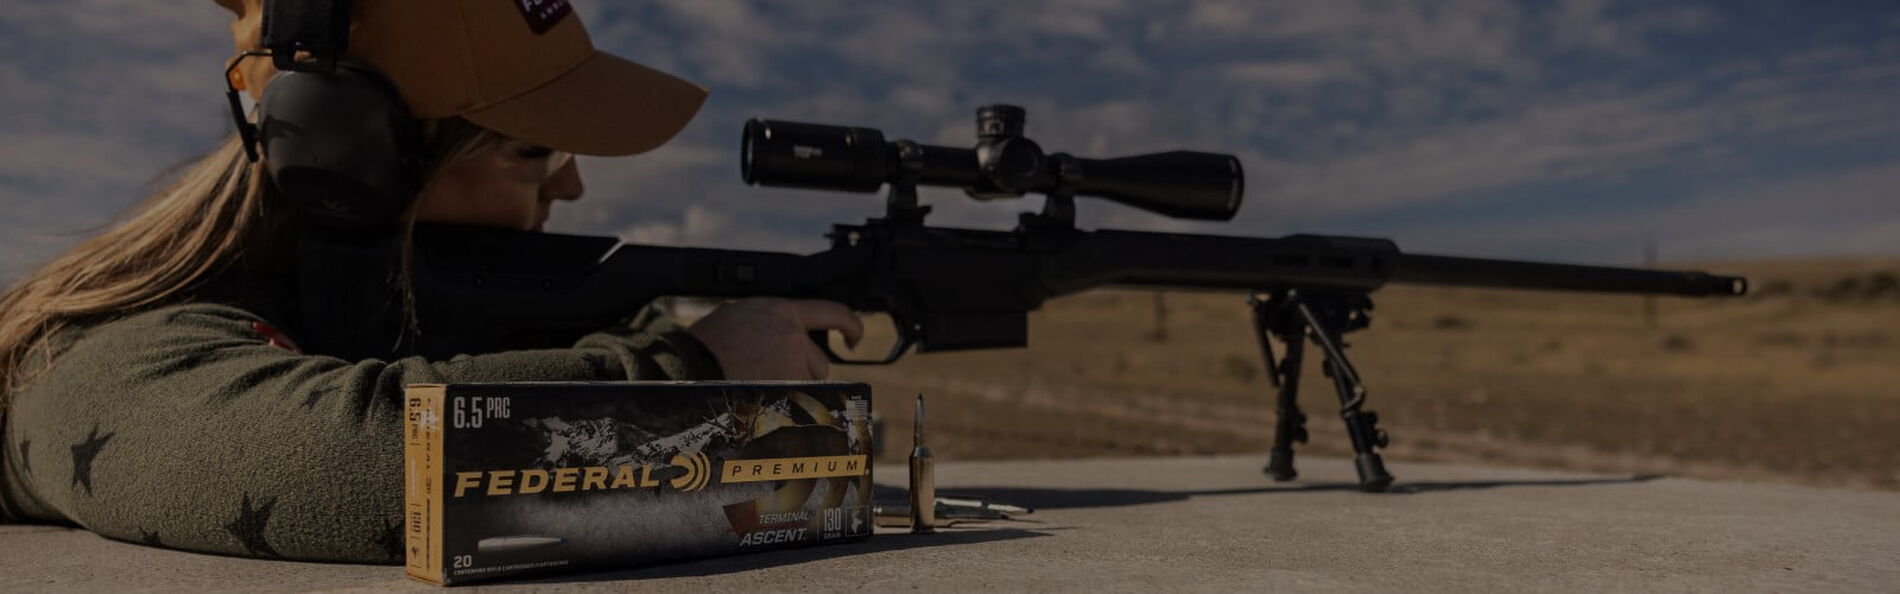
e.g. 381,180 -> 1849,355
0,302 -> 722,563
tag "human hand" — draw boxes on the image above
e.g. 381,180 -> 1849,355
687,298 -> 865,380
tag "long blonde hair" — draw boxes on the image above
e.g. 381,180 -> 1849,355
0,119 -> 501,412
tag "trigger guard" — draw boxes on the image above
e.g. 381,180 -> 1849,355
807,330 -> 914,365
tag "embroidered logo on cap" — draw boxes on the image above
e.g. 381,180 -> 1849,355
513,0 -> 573,35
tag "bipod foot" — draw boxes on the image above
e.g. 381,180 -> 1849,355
1354,453 -> 1394,492
1264,448 -> 1298,481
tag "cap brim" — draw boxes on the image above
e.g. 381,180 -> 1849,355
462,51 -> 708,157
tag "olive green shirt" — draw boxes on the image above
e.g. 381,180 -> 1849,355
0,302 -> 721,563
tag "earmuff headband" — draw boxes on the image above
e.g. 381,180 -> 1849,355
262,0 -> 353,74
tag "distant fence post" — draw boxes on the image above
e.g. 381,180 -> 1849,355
1644,240 -> 1658,329
1150,290 -> 1168,342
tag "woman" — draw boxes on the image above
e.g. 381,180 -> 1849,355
0,0 -> 859,563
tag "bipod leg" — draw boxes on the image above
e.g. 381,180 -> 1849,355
1251,292 -> 1308,481
1293,295 -> 1394,492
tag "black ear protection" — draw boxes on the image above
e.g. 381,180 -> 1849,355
225,0 -> 422,233
254,61 -> 423,232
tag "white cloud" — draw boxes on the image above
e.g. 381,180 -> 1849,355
4,0 -> 1898,284
1219,60 -> 1354,89
652,0 -> 785,87
553,0 -> 1900,263
1383,160 -> 1900,262
1239,44 -> 1900,229
1087,44 -> 1153,77
1546,0 -> 1718,56
618,204 -> 731,245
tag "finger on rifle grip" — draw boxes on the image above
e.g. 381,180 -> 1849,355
791,299 -> 865,348
803,332 -> 830,379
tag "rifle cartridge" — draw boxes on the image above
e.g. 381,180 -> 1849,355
909,394 -> 936,533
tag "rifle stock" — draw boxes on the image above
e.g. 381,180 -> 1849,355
387,220 -> 1745,363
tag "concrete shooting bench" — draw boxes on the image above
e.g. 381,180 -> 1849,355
2,455 -> 1893,592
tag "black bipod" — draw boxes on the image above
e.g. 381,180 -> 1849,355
1250,289 -> 1394,492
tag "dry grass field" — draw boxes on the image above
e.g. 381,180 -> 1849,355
832,257 -> 1900,490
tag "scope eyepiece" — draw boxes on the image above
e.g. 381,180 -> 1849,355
741,119 -> 889,193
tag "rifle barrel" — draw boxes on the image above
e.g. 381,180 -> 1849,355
1393,254 -> 1747,297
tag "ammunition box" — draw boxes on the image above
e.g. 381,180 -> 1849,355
403,381 -> 874,585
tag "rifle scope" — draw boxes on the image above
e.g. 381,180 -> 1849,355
742,105 -> 1244,221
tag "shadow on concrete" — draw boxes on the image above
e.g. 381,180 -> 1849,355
521,527 -> 1050,583
878,475 -> 1663,510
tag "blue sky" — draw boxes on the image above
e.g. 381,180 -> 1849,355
2,0 -> 1897,284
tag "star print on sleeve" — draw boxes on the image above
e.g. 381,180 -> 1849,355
226,493 -> 281,557
139,528 -> 163,546
300,386 -> 332,411
70,427 -> 113,496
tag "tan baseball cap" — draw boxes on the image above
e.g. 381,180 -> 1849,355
216,0 -> 707,156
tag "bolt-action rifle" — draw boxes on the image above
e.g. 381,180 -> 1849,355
299,105 -> 1746,492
